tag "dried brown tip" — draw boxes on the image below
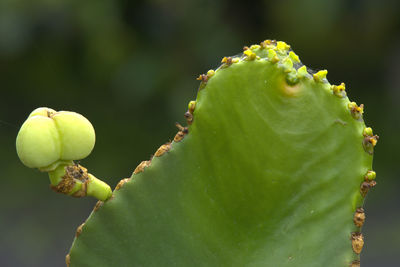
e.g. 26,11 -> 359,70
175,122 -> 188,132
133,160 -> 151,174
75,223 -> 85,238
351,232 -> 364,254
174,123 -> 189,143
360,180 -> 377,197
348,102 -> 364,120
350,260 -> 360,267
353,208 -> 366,228
221,56 -> 232,64
174,131 -> 186,142
196,74 -> 208,83
115,178 -> 131,191
362,135 -> 379,155
184,111 -> 193,124
154,142 -> 171,157
65,254 -> 71,267
243,46 -> 249,51
93,200 -> 104,212
221,56 -> 233,67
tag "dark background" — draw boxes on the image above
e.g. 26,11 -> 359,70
1,0 -> 399,266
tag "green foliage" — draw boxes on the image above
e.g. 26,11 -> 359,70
67,41 -> 376,266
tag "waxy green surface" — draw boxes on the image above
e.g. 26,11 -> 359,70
69,45 -> 372,266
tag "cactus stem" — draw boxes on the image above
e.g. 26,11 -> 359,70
86,174 -> 113,201
350,232 -> 364,254
353,208 -> 366,228
49,163 -> 84,195
68,39 -> 377,266
49,163 -> 112,201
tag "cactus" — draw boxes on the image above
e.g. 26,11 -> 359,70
17,40 -> 378,267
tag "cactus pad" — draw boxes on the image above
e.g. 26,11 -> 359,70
67,40 -> 376,267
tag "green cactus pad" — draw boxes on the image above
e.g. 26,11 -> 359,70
68,41 -> 375,267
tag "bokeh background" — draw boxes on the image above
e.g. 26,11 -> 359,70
1,0 -> 399,266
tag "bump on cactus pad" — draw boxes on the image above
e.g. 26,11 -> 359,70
67,40 -> 376,267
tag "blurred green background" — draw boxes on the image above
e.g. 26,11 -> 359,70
1,0 -> 399,266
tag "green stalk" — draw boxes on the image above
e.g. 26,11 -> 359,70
48,162 -> 112,201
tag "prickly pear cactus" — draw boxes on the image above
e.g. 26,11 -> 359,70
67,40 -> 378,267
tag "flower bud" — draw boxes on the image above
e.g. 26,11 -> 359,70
52,111 -> 95,160
16,115 -> 60,168
16,108 -> 95,168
